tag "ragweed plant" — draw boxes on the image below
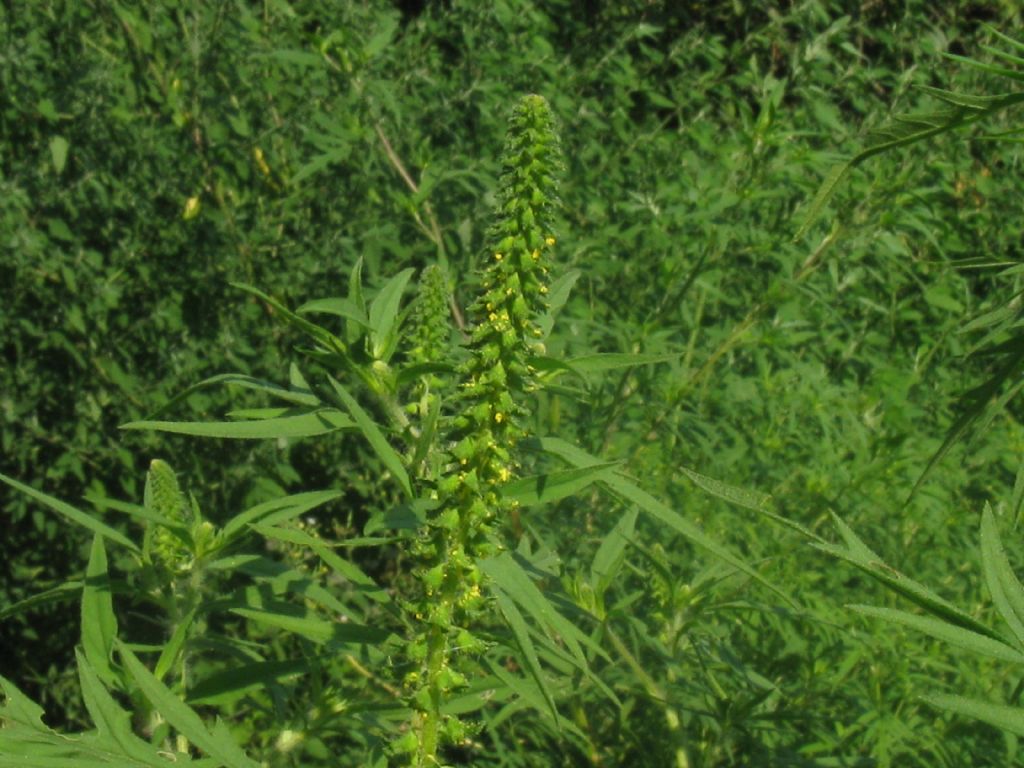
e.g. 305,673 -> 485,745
0,94 -> 778,767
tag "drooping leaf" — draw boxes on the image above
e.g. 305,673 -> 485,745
487,586 -> 558,724
230,608 -> 387,646
590,508 -> 638,600
819,513 -> 998,638
851,605 -> 1024,664
0,581 -> 82,621
923,693 -> 1024,737
122,408 -> 354,439
0,472 -> 138,553
221,490 -> 344,541
501,462 -> 621,506
187,658 -> 314,705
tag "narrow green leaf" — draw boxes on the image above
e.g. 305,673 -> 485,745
909,347 -> 1024,502
923,692 -> 1024,737
532,438 -> 793,606
143,371 -> 318,420
346,257 -> 367,345
122,408 -> 354,439
188,658 -> 313,705
117,640 -> 260,768
591,508 -> 637,598
49,135 -> 69,173
81,535 -> 118,684
480,552 -> 598,669
566,352 -> 677,374
851,605 -> 1024,663
820,513 -> 998,638
230,608 -> 387,645
501,462 -> 621,506
368,268 -> 415,359
980,505 -> 1024,649
793,163 -> 851,240
252,524 -> 389,603
0,472 -> 138,553
154,607 -> 197,683
231,282 -> 348,355
489,587 -> 558,723
677,466 -> 823,542
76,649 -> 166,765
234,555 -> 351,615
297,297 -> 370,327
328,377 -> 412,498
221,489 -> 343,542
537,269 -> 580,339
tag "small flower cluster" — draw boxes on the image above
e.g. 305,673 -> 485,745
399,95 -> 562,765
143,459 -> 194,575
407,264 -> 451,371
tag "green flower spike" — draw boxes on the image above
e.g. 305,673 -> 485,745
143,459 -> 193,575
403,94 -> 562,768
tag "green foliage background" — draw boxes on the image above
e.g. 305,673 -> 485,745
3,1 -> 1024,765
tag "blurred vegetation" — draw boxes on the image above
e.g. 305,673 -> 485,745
3,1 -> 1024,765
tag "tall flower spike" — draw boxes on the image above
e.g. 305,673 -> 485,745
458,93 -> 562,456
401,95 -> 562,767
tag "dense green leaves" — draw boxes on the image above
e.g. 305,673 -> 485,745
3,3 -> 1024,767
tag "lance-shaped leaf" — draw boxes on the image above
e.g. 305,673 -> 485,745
82,535 -> 118,685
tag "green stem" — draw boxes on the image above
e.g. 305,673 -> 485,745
416,625 -> 447,767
